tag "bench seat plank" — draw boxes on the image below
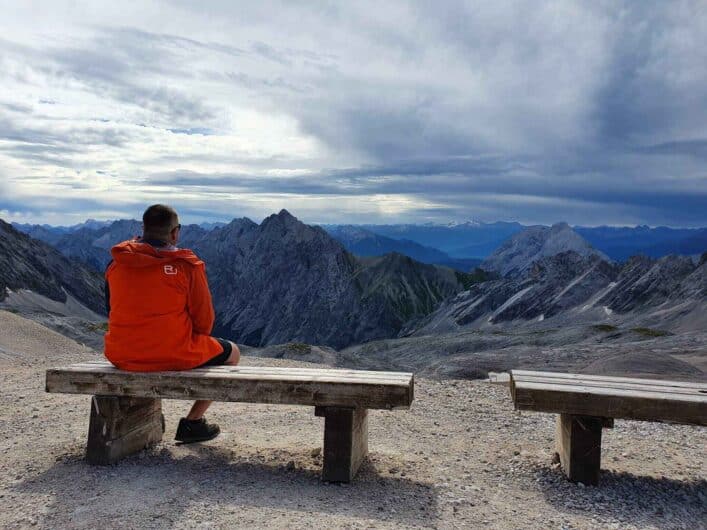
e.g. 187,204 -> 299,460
46,361 -> 414,410
511,369 -> 707,391
511,374 -> 706,397
63,363 -> 412,383
72,360 -> 406,378
511,372 -> 707,426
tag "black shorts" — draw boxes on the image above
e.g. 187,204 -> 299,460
197,338 -> 233,367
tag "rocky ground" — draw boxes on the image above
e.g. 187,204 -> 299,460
0,309 -> 705,529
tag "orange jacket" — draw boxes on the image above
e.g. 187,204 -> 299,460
104,239 -> 222,371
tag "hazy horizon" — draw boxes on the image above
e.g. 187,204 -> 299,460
7,211 -> 707,232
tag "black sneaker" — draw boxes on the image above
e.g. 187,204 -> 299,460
175,417 -> 220,444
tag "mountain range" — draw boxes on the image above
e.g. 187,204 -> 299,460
3,211 -> 706,358
3,211 -> 480,349
321,224 -> 481,271
337,221 -> 525,258
15,218 -> 707,266
190,211 -> 474,348
37,220 -> 211,272
406,251 -> 706,337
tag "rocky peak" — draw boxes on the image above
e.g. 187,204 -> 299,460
261,209 -> 299,231
218,217 -> 258,237
550,221 -> 571,231
186,210 -> 468,348
481,222 -> 609,278
599,254 -> 697,312
259,209 -> 343,249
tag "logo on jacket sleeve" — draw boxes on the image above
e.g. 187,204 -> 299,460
163,265 -> 178,275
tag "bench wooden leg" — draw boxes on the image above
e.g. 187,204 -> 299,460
556,414 -> 608,485
86,396 -> 164,465
315,406 -> 368,482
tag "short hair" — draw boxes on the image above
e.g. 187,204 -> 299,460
142,204 -> 178,239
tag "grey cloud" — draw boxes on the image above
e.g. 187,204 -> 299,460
223,71 -> 307,93
144,146 -> 707,227
167,127 -> 214,136
637,139 -> 707,159
597,5 -> 707,144
22,31 -> 218,125
45,56 -> 216,123
250,41 -> 292,66
99,26 -> 248,59
1,1 -> 706,227
0,33 -> 216,127
0,114 -> 142,167
0,101 -> 33,113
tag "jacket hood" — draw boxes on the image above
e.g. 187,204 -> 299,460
110,239 -> 204,268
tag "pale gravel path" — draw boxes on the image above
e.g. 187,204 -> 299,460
0,310 -> 705,529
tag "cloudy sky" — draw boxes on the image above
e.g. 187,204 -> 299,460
0,1 -> 706,227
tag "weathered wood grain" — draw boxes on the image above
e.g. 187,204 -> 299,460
510,372 -> 706,426
511,373 -> 705,397
315,406 -> 368,483
556,414 -> 603,486
46,364 -> 414,410
55,361 -> 412,384
86,396 -> 164,465
512,370 -> 707,390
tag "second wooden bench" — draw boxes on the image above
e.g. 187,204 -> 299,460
509,369 -> 707,485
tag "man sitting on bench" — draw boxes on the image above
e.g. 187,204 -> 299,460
104,204 -> 240,443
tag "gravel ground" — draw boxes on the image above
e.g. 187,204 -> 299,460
0,310 -> 705,529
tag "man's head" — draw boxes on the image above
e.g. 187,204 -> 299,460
142,204 -> 180,244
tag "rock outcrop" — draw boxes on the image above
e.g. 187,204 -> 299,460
597,255 -> 696,312
0,219 -> 105,314
194,210 -> 467,348
407,247 -> 707,335
406,251 -> 618,334
481,222 -> 610,278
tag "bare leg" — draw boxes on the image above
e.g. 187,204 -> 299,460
186,400 -> 212,420
186,342 -> 241,420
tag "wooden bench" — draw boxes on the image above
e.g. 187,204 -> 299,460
509,370 -> 707,485
45,360 -> 414,482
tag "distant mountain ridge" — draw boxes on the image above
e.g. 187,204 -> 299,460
0,220 -> 105,315
406,250 -> 707,336
480,222 -> 610,278
403,221 -> 705,335
321,224 -> 481,272
20,220 -> 210,272
15,219 -> 707,264
575,225 -> 707,261
347,221 -> 524,258
322,225 -> 449,261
